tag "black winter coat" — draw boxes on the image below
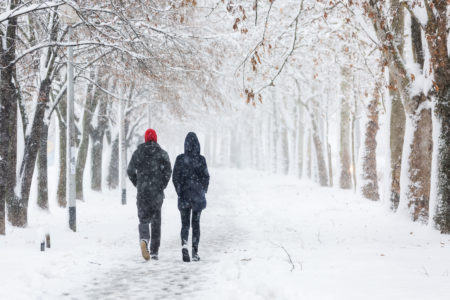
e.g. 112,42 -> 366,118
127,141 -> 172,209
172,132 -> 210,211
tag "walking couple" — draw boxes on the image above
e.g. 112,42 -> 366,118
127,129 -> 210,262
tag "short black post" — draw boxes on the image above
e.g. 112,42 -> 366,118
69,206 -> 76,232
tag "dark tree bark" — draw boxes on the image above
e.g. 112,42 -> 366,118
424,0 -> 450,232
90,97 -> 108,191
56,94 -> 67,207
9,78 -> 52,226
9,10 -> 59,226
75,77 -> 98,200
107,135 -> 119,189
37,122 -> 49,209
434,87 -> 450,232
0,0 -> 19,234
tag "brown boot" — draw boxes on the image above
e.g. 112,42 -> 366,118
140,240 -> 150,261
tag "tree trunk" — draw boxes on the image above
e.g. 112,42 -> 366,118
388,0 -> 405,210
389,86 -> 405,210
402,11 -> 435,223
310,112 -> 328,186
407,102 -> 433,222
10,78 -> 52,227
271,99 -> 278,173
339,67 -> 352,189
90,98 -> 108,191
0,0 -> 19,234
307,129 -> 312,179
280,120 -> 289,175
351,102 -> 357,192
56,94 -> 67,207
435,87 -> 450,232
37,122 -> 49,209
0,77 -> 17,233
75,78 -> 98,200
107,135 -> 119,189
361,93 -> 380,201
424,0 -> 450,233
296,104 -> 304,178
326,104 -> 333,187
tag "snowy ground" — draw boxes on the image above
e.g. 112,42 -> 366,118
1,169 -> 450,300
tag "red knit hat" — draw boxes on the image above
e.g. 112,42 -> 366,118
145,128 -> 157,143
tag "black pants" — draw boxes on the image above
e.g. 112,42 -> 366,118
138,205 -> 161,255
180,209 -> 202,253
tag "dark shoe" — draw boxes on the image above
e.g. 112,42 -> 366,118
182,247 -> 190,262
192,253 -> 200,261
150,254 -> 159,260
140,240 -> 150,261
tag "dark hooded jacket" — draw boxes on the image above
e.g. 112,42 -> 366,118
172,132 -> 210,211
127,141 -> 172,209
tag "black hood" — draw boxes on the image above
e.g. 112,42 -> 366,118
184,132 -> 200,156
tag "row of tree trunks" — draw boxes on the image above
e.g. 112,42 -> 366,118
7,10 -> 59,227
366,1 -> 434,223
9,78 -> 53,226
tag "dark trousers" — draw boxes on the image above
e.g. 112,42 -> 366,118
138,205 -> 161,255
180,209 -> 202,253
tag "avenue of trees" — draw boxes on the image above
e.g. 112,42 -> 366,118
0,0 -> 449,235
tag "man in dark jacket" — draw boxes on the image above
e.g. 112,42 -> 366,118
172,132 -> 210,262
127,129 -> 172,261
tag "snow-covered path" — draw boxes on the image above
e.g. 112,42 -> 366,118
1,169 -> 450,299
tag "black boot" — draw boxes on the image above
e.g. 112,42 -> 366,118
182,246 -> 190,262
192,248 -> 200,262
150,252 -> 159,260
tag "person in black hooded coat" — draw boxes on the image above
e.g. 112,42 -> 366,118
172,132 -> 210,262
